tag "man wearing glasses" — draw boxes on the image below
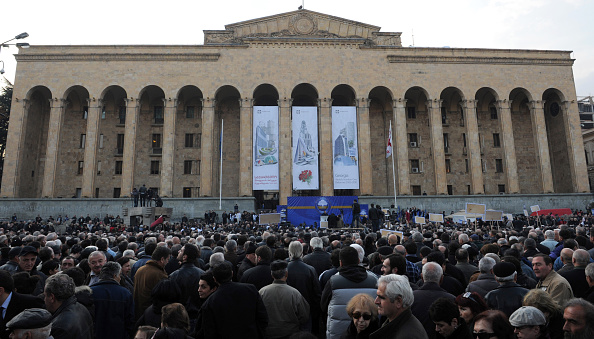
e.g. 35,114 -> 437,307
370,274 -> 428,339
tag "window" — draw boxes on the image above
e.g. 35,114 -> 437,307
152,134 -> 162,154
410,159 -> 420,173
184,160 -> 193,174
498,184 -> 506,194
445,159 -> 451,173
80,134 -> 86,149
115,161 -> 123,175
149,187 -> 159,196
462,133 -> 467,147
113,188 -> 121,198
185,134 -> 195,148
116,134 -> 124,155
186,106 -> 195,119
407,107 -> 416,119
467,185 -> 471,195
95,188 -> 100,198
496,159 -> 504,173
493,133 -> 501,148
151,161 -> 160,175
99,134 -> 104,149
97,161 -> 101,175
443,133 -> 449,153
447,185 -> 453,195
75,188 -> 81,198
465,159 -> 469,173
408,133 -> 418,147
154,106 -> 164,124
183,187 -> 192,198
118,106 -> 126,124
101,106 -> 106,120
412,185 -> 422,196
78,161 -> 84,175
482,159 -> 487,173
490,106 -> 498,120
441,107 -> 447,124
83,106 -> 88,119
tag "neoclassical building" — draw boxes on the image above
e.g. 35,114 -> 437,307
1,9 -> 588,207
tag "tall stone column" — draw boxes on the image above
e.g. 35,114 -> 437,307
81,98 -> 102,198
393,99 -> 410,195
496,100 -> 520,193
357,98 -> 372,195
278,98 -> 293,205
462,100 -> 485,194
562,100 -> 589,192
200,98 -> 216,197
121,98 -> 139,196
528,100 -> 554,193
427,99 -> 447,195
239,98 -> 253,197
160,98 -> 177,197
41,98 -> 67,198
319,98 -> 333,196
0,99 -> 30,197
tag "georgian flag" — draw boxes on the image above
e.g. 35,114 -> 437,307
386,122 -> 393,158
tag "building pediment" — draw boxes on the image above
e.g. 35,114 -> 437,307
204,9 -> 401,47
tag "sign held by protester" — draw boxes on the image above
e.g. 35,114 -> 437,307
429,213 -> 444,223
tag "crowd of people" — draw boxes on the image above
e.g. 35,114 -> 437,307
0,208 -> 594,339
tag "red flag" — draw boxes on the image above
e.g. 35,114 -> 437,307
151,216 -> 164,229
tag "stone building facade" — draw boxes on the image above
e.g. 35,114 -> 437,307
1,10 -> 589,206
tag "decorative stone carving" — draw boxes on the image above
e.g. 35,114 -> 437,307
289,13 -> 317,35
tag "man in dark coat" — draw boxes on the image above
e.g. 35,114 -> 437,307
240,245 -> 273,290
0,271 -> 44,339
287,241 -> 321,335
133,246 -> 171,320
202,262 -> 268,338
90,262 -> 135,339
484,262 -> 529,317
237,243 -> 257,281
411,262 -> 455,338
466,257 -> 499,298
44,274 -> 94,339
303,237 -> 332,276
169,244 -> 205,320
560,249 -> 590,298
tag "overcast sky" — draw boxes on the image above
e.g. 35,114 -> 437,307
1,0 -> 593,96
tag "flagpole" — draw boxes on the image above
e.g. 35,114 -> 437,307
219,119 -> 223,210
390,120 -> 397,210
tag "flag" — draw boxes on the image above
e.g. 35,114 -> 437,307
386,122 -> 393,158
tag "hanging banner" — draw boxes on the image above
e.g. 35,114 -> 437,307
332,106 -> 360,189
252,106 -> 279,190
292,107 -> 319,190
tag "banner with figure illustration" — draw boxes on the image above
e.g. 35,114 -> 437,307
332,106 -> 360,189
252,106 -> 279,190
292,107 -> 319,190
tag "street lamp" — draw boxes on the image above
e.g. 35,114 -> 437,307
1,32 -> 29,46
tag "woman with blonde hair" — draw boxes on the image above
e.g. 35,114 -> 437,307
522,289 -> 563,339
344,293 -> 379,339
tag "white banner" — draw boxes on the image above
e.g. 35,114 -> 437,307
292,107 -> 319,190
252,106 -> 279,190
332,106 -> 359,189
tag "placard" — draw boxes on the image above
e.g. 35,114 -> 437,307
252,106 -> 279,190
451,215 -> 467,224
484,210 -> 503,222
292,107 -> 319,190
530,205 -> 540,213
466,203 -> 486,215
429,213 -> 444,223
414,216 -> 426,224
259,213 -> 281,225
332,106 -> 359,189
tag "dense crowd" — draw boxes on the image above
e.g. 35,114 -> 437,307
1,209 -> 594,339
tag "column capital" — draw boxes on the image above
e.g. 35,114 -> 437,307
426,98 -> 443,109
124,97 -> 139,107
48,98 -> 67,109
86,97 -> 103,108
356,97 -> 370,108
162,97 -> 177,108
201,97 -> 216,108
393,98 -> 407,109
278,97 -> 293,108
461,99 -> 478,109
239,97 -> 253,108
528,100 -> 545,110
495,99 -> 512,110
318,97 -> 333,108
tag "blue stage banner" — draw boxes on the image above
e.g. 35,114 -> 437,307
287,196 -> 367,226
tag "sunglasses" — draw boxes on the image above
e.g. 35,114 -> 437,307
473,332 -> 496,339
352,312 -> 372,320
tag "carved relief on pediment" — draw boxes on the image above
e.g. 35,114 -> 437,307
289,13 -> 317,35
